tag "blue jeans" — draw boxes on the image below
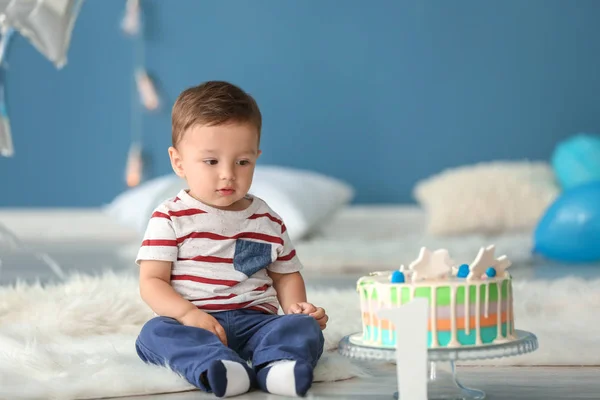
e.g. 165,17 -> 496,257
135,309 -> 325,390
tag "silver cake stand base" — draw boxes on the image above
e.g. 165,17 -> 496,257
338,329 -> 538,399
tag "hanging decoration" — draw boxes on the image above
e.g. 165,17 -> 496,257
0,0 -> 84,69
135,68 -> 160,111
125,141 -> 143,187
0,0 -> 84,157
0,26 -> 14,157
121,0 -> 160,187
121,0 -> 140,36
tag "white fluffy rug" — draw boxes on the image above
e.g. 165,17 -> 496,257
0,272 -> 599,400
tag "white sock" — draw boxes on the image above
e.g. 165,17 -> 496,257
258,360 -> 313,397
266,360 -> 297,396
206,359 -> 251,397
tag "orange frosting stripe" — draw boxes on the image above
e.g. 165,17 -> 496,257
362,311 -> 511,331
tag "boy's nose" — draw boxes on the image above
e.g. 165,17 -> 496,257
220,166 -> 235,181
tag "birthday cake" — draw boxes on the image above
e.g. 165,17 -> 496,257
356,245 -> 515,348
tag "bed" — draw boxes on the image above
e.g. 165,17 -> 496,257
1,160 -> 597,284
5,162 -> 577,279
0,204 -> 551,284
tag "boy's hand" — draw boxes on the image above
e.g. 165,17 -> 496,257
288,302 -> 329,330
179,309 -> 228,346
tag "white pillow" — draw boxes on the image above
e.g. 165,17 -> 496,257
248,166 -> 354,240
103,174 -> 182,235
104,165 -> 354,242
412,161 -> 560,236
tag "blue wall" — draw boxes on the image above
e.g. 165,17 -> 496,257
1,0 -> 599,207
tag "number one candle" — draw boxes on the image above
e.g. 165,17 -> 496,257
377,297 -> 429,400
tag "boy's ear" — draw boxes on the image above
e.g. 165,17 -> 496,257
257,149 -> 262,158
168,147 -> 186,178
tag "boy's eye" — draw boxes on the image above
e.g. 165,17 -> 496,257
237,160 -> 250,166
203,159 -> 218,165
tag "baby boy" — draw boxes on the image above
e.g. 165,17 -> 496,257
134,81 -> 328,398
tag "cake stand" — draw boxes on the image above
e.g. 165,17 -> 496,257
338,330 -> 538,400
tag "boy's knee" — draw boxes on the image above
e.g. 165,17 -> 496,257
139,316 -> 177,341
285,314 -> 323,338
286,314 -> 325,359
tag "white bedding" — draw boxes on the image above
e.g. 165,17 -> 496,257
0,205 -> 535,274
0,206 -> 420,244
0,208 -> 139,244
295,205 -> 534,272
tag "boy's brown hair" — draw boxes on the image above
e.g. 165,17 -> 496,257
171,81 -> 262,147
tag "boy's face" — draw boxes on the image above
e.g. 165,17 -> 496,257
168,122 -> 261,210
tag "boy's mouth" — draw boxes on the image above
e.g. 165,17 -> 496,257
217,188 -> 235,196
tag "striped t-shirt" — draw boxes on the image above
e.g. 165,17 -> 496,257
136,189 -> 303,314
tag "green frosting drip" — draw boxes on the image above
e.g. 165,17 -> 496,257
359,278 -> 510,306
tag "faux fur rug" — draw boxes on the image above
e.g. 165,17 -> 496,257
0,272 -> 599,400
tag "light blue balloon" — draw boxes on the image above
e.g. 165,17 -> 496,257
552,133 -> 600,189
534,181 -> 600,262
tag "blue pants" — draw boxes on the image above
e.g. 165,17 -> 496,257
135,309 -> 325,391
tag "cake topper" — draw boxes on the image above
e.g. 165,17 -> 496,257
369,271 -> 389,276
467,244 -> 512,280
408,247 -> 455,281
456,264 -> 470,278
390,270 -> 406,283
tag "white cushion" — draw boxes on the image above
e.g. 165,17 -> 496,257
412,161 -> 560,235
103,165 -> 354,242
102,174 -> 181,235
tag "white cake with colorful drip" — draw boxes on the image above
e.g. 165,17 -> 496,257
357,245 -> 516,348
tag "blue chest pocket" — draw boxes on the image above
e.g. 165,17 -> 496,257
233,239 -> 273,277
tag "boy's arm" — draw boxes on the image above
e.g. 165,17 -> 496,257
139,259 -> 197,320
267,270 -> 307,314
139,259 -> 228,344
266,214 -> 328,329
136,208 -> 194,319
136,206 -> 227,343
269,270 -> 328,329
266,218 -> 307,314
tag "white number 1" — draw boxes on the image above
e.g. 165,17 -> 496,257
377,297 -> 429,400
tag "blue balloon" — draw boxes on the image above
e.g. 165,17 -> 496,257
534,181 -> 600,262
552,133 -> 600,189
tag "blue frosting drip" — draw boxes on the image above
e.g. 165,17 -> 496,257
365,324 -> 509,347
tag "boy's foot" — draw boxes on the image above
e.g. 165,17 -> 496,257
256,360 -> 313,397
205,360 -> 254,397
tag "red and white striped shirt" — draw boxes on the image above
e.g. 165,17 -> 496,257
136,189 -> 303,314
